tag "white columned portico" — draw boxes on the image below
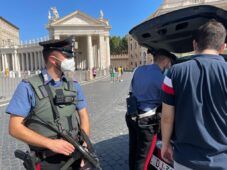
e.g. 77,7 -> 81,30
87,35 -> 94,69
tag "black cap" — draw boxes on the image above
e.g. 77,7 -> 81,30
149,48 -> 177,64
39,36 -> 76,58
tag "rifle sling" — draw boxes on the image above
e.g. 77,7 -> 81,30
44,84 -> 62,131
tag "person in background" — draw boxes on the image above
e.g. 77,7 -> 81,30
92,67 -> 97,79
125,49 -> 176,170
161,20 -> 227,170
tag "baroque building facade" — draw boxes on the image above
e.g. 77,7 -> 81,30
0,8 -> 111,79
0,17 -> 19,47
127,34 -> 153,70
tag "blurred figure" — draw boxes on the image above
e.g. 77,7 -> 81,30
92,67 -> 97,79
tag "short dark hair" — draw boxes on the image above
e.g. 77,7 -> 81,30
42,49 -> 53,63
153,49 -> 177,64
194,20 -> 226,51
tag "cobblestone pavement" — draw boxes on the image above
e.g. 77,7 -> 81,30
0,73 -> 132,170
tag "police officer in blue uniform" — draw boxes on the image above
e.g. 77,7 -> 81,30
6,36 -> 90,169
125,49 -> 176,170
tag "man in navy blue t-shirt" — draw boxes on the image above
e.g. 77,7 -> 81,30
161,20 -> 227,169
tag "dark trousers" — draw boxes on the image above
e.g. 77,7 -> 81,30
125,114 -> 155,170
37,154 -> 81,170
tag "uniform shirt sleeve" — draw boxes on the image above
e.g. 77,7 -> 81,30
162,68 -> 175,106
74,82 -> 88,111
5,81 -> 35,117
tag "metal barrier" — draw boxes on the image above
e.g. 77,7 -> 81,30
0,77 -> 22,99
0,69 -> 108,100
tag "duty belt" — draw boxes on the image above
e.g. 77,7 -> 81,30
138,108 -> 156,119
127,108 -> 157,120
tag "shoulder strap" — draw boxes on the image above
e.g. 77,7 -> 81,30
63,76 -> 77,92
26,74 -> 48,99
44,84 -> 62,131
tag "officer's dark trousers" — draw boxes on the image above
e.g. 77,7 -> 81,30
125,114 -> 155,170
38,154 -> 81,170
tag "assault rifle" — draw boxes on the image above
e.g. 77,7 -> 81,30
34,114 -> 102,170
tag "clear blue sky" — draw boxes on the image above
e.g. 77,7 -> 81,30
0,0 -> 163,41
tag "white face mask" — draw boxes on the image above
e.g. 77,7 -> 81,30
60,58 -> 75,72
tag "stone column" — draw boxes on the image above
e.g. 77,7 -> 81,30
54,35 -> 60,40
106,36 -> 111,69
22,53 -> 25,71
14,51 -> 20,72
38,51 -> 41,69
30,53 -> 34,71
41,52 -> 45,69
12,53 -> 15,71
0,54 -> 2,71
5,54 -> 9,70
87,35 -> 94,69
99,35 -> 105,69
2,54 -> 6,71
34,52 -> 37,70
26,53 -> 29,71
1,55 -> 4,71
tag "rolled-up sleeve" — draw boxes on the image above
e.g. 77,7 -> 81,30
5,81 -> 35,117
74,82 -> 88,111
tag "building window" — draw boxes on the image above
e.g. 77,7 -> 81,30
131,54 -> 133,58
135,62 -> 137,67
140,61 -> 142,65
131,44 -> 133,50
131,62 -> 133,65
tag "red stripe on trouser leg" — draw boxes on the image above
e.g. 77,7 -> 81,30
36,163 -> 41,170
143,134 -> 158,170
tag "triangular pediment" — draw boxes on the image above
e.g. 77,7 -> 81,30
51,10 -> 105,26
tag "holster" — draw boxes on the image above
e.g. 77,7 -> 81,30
14,150 -> 39,170
126,94 -> 138,116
